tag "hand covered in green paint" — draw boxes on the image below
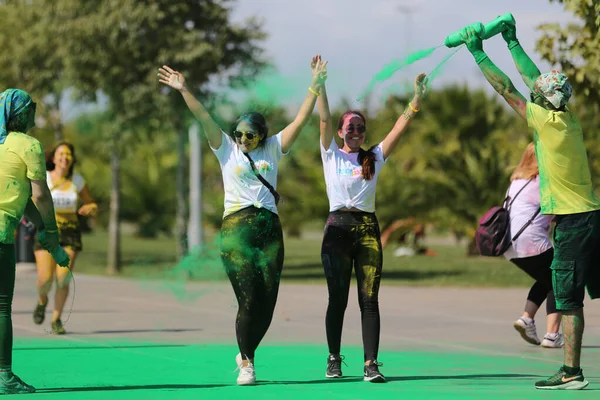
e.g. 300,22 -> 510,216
310,54 -> 328,89
37,229 -> 59,252
461,26 -> 483,53
37,230 -> 70,267
501,21 -> 517,43
413,73 -> 428,100
158,65 -> 185,91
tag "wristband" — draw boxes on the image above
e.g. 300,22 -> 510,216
507,39 -> 520,50
308,87 -> 320,96
473,51 -> 489,65
408,103 -> 419,113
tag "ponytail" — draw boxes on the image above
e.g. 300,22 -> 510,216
358,146 -> 376,180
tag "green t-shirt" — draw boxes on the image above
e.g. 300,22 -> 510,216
0,132 -> 46,244
527,102 -> 600,215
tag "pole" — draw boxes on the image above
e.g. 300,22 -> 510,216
187,123 -> 203,252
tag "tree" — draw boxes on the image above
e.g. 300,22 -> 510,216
370,86 -> 525,252
58,0 -> 266,273
537,0 -> 600,189
536,0 -> 600,105
0,1 -> 69,141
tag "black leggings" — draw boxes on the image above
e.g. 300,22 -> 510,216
0,243 -> 15,369
321,211 -> 383,362
510,248 -> 557,314
220,207 -> 284,360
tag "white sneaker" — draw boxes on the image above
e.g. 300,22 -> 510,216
235,353 -> 256,386
237,363 -> 256,385
541,333 -> 564,348
513,317 -> 540,345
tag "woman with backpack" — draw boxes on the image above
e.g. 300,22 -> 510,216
504,143 -> 562,348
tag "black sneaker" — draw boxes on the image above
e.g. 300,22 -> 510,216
326,354 -> 345,378
535,366 -> 589,390
0,371 -> 36,394
364,360 -> 386,383
33,303 -> 46,325
51,319 -> 66,335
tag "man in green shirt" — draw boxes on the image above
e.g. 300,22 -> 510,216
462,24 -> 600,390
0,89 -> 70,394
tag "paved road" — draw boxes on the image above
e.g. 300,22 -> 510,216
12,264 -> 600,370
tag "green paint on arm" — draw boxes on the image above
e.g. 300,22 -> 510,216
509,43 -> 541,91
474,51 -> 513,94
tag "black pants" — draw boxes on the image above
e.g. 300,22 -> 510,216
220,207 -> 284,360
510,248 -> 557,314
321,211 -> 383,362
0,243 -> 15,369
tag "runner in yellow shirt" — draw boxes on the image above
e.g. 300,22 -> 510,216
461,24 -> 600,390
0,89 -> 70,395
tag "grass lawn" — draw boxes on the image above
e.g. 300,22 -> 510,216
72,230 -> 536,288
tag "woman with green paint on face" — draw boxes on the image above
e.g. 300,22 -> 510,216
158,55 -> 328,386
0,89 -> 69,394
315,65 -> 428,383
462,22 -> 600,390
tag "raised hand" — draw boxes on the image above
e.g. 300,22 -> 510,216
310,54 -> 328,87
501,21 -> 517,43
461,26 -> 483,53
414,73 -> 428,99
158,65 -> 185,91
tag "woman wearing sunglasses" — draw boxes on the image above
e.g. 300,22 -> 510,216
316,72 -> 428,383
158,55 -> 327,386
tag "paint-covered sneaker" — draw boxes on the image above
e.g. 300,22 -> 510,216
52,319 -> 66,335
237,362 -> 256,386
364,360 -> 386,383
326,354 -> 345,378
0,371 -> 36,395
513,317 -> 540,345
33,302 -> 46,325
541,333 -> 564,348
535,366 -> 589,390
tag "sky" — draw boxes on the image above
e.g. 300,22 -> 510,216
61,0 -> 576,120
225,0 -> 576,111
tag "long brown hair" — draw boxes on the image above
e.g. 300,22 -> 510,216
337,110 -> 376,180
510,142 -> 538,181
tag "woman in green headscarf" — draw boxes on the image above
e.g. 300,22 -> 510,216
0,88 -> 68,395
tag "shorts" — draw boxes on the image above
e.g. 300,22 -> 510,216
34,219 -> 83,252
551,210 -> 600,310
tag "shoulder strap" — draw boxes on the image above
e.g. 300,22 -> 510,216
511,207 -> 541,241
507,178 -> 534,208
243,152 -> 280,205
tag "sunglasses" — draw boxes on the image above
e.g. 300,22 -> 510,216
345,125 -> 366,134
233,130 -> 258,141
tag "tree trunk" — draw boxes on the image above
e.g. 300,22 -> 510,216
53,96 -> 63,142
107,144 -> 121,275
175,125 -> 188,260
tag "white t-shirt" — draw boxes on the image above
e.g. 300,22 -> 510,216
503,176 -> 554,260
211,130 -> 287,219
47,171 -> 85,214
320,138 -> 387,213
